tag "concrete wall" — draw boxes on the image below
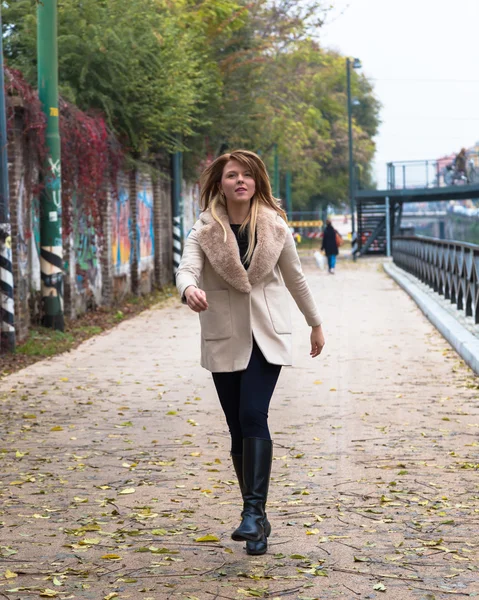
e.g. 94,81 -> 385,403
8,109 -> 176,341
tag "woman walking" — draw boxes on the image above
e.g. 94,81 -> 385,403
176,150 -> 324,556
321,219 -> 340,274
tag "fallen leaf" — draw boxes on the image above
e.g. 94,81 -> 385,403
195,534 -> 219,542
4,570 -> 18,579
40,590 -> 59,597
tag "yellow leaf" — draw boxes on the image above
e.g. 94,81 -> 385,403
79,538 -> 100,545
306,528 -> 319,535
50,426 -> 63,431
60,377 -> 69,382
330,387 -> 337,391
119,488 -> 135,494
39,590 -> 59,597
4,570 -> 18,579
9,480 -> 25,486
195,534 -> 219,542
104,594 -> 119,600
52,577 -> 62,586
190,452 -> 201,457
101,554 -> 122,560
73,497 -> 88,503
313,380 -> 322,384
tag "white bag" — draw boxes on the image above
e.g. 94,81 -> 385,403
313,250 -> 326,270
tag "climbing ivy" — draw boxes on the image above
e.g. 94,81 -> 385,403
5,66 -> 123,237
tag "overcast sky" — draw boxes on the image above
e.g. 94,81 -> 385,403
320,0 -> 479,188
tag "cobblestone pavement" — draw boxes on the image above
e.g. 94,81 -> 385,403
0,258 -> 478,600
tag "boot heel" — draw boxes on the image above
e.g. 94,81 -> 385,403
264,519 -> 271,537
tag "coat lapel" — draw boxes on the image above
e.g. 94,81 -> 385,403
247,207 -> 288,288
196,203 -> 288,293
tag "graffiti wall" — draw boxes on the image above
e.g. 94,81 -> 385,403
182,182 -> 201,237
7,108 -> 176,341
137,177 -> 154,269
111,185 -> 131,276
12,175 -> 30,339
30,196 -> 41,293
74,209 -> 102,307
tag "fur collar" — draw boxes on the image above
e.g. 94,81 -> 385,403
196,203 -> 288,293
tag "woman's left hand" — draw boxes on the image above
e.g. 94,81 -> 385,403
310,325 -> 325,358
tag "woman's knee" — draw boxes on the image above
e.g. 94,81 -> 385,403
239,407 -> 269,438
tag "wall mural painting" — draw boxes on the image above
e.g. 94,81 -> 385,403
137,181 -> 154,264
75,212 -> 100,293
15,178 -> 29,302
112,187 -> 131,274
31,195 -> 41,292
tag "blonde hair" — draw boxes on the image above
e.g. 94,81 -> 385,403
199,149 -> 287,265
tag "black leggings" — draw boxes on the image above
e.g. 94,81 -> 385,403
212,339 -> 282,455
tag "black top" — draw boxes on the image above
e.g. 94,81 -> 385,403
321,224 -> 339,256
230,224 -> 254,269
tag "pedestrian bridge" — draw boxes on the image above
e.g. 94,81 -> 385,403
355,156 -> 479,256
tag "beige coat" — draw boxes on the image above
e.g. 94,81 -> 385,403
176,203 -> 322,372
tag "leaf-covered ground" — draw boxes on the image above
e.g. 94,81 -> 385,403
0,258 -> 478,600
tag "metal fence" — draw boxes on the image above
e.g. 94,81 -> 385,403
392,236 -> 479,323
387,152 -> 479,191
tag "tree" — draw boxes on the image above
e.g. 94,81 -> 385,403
3,0 -> 243,155
3,0 -> 381,211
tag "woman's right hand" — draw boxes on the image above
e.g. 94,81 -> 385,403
184,286 -> 208,313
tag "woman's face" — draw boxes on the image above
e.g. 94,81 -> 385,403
219,159 -> 256,206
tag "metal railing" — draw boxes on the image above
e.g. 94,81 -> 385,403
387,152 -> 479,190
392,236 -> 479,323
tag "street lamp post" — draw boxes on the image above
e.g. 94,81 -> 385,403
347,57 -> 361,239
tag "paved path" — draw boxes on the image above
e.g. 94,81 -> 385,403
0,258 -> 478,600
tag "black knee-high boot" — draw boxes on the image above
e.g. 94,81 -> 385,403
231,453 -> 271,555
231,438 -> 272,545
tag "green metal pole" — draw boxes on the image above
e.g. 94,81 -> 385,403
273,143 -> 280,198
37,0 -> 64,330
285,171 -> 292,220
0,6 -> 15,351
347,58 -> 355,237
